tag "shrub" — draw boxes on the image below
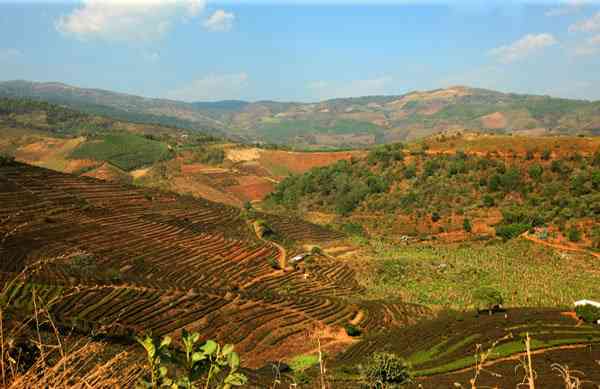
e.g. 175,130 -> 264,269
403,164 -> 416,179
567,226 -> 581,242
575,304 -> 600,323
541,149 -> 551,160
528,164 -> 543,181
472,287 -> 503,314
0,154 -> 15,166
267,257 -> 280,270
495,223 -> 529,241
463,218 -> 472,233
483,195 -> 495,207
344,324 -> 362,337
341,222 -> 365,236
310,246 -> 322,255
431,212 -> 441,222
363,352 -> 412,388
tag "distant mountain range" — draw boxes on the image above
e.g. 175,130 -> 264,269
1,80 -> 599,148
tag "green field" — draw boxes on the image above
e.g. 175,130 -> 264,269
353,238 -> 600,309
69,133 -> 172,171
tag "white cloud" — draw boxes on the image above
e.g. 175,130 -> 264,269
569,11 -> 600,32
167,72 -> 248,101
489,33 -> 557,64
545,0 -> 586,17
203,9 -> 235,32
308,77 -> 393,100
56,0 -> 206,42
573,34 -> 600,56
0,48 -> 22,61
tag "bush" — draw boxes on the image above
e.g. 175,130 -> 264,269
310,246 -> 322,255
344,324 -> 362,337
267,257 -> 280,270
541,149 -> 551,160
363,352 -> 411,388
495,223 -> 530,241
463,218 -> 472,233
472,287 -> 503,314
483,195 -> 495,207
0,154 -> 15,166
575,304 -> 600,323
431,212 -> 441,222
567,226 -> 581,242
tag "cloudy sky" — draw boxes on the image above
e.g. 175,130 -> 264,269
1,0 -> 600,102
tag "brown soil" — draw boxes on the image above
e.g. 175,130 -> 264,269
481,112 -> 508,129
258,149 -> 366,175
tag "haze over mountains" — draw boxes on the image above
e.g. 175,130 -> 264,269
2,80 -> 599,149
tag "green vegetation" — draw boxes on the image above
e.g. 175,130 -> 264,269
359,239 -> 600,308
289,354 -> 319,371
472,287 -> 503,314
256,118 -> 385,145
70,133 -> 173,171
344,323 -> 362,337
575,304 -> 600,323
136,331 -> 247,389
266,160 -> 388,215
362,352 -> 412,388
268,144 -> 599,245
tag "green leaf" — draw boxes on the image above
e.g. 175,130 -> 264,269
192,351 -> 207,362
201,340 -> 218,355
224,372 -> 248,386
159,366 -> 169,378
227,352 -> 240,369
190,332 -> 200,344
160,336 -> 172,349
221,344 -> 235,356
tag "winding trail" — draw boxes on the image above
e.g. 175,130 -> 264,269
521,232 -> 600,259
252,221 -> 288,269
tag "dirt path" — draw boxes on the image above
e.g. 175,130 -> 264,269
521,232 -> 600,259
252,221 -> 288,269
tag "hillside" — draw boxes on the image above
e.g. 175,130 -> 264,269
0,160 -> 428,375
265,131 -> 600,251
2,81 -> 600,149
3,161 -> 600,388
0,97 -> 362,206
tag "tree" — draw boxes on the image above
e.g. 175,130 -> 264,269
473,287 -> 503,315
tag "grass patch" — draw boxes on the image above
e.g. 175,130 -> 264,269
355,239 -> 600,309
69,133 -> 172,171
414,337 -> 600,376
407,334 -> 481,366
288,354 -> 319,371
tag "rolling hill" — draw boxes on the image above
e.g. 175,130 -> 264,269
2,80 -> 600,149
0,97 -> 362,206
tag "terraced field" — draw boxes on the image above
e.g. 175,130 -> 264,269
332,308 -> 600,388
0,162 -> 430,368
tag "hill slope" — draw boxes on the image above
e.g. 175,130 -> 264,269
0,160 -> 429,369
265,132 -> 600,250
2,81 -> 600,149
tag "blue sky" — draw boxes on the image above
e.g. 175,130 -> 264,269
1,0 -> 600,102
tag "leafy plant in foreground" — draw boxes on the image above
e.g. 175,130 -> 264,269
136,330 -> 247,389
